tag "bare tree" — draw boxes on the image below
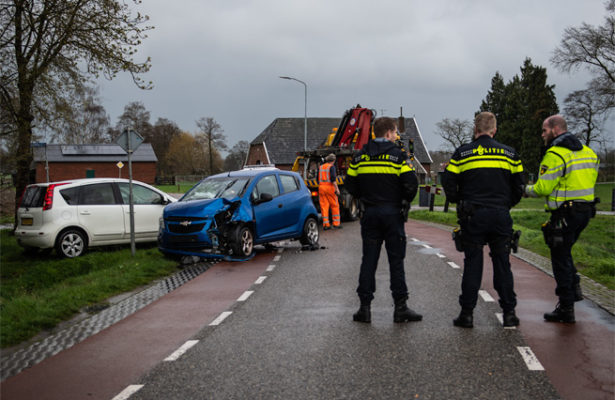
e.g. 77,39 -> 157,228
1,0 -> 152,212
564,81 -> 614,146
116,101 -> 152,140
196,117 -> 227,175
551,0 -> 615,103
435,118 -> 473,151
224,140 -> 250,171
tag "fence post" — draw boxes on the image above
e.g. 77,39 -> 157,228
429,185 -> 436,212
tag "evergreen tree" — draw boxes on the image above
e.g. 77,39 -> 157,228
479,59 -> 559,178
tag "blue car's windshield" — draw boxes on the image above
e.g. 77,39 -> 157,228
182,177 -> 249,201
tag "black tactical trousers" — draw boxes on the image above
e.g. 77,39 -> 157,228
357,206 -> 408,304
548,206 -> 592,306
460,207 -> 516,312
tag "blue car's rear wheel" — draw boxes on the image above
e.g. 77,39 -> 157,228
300,217 -> 319,246
231,225 -> 254,257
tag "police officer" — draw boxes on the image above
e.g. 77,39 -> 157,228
345,117 -> 421,323
525,115 -> 599,323
442,112 -> 524,328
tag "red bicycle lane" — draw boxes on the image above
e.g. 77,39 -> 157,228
1,251 -> 275,400
405,219 -> 614,400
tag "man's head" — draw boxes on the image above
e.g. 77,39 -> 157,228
542,115 -> 567,145
373,117 -> 397,141
325,153 -> 336,162
474,112 -> 497,138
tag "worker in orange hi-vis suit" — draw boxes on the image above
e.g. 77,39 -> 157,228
319,153 -> 342,230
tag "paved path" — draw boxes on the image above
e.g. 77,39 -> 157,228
1,219 -> 613,399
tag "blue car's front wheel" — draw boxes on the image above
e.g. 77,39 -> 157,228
231,225 -> 254,257
300,217 -> 319,246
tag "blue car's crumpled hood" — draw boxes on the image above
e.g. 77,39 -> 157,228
164,197 -> 237,218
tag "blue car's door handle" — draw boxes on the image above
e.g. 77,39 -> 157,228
278,203 -> 283,208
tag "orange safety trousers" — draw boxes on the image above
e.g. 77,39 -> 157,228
319,183 -> 340,227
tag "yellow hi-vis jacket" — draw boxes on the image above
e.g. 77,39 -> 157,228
526,137 -> 599,211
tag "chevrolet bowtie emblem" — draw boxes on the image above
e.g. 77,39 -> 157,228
179,220 -> 192,227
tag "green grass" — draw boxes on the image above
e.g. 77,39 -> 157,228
156,183 -> 198,194
0,231 -> 179,348
408,209 -> 615,290
413,182 -> 614,211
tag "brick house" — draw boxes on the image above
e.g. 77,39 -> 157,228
246,117 -> 432,182
32,143 -> 158,184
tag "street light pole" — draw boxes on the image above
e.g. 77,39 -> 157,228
280,76 -> 308,177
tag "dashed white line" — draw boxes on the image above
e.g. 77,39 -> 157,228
237,290 -> 254,302
273,255 -> 281,262
517,346 -> 544,370
164,340 -> 199,361
266,264 -> 276,272
436,253 -> 446,258
209,311 -> 232,326
255,276 -> 267,284
411,238 -> 419,242
277,248 -> 284,254
479,290 -> 495,302
111,385 -> 144,400
422,244 -> 432,249
447,261 -> 461,269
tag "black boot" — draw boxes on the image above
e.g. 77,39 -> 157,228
393,299 -> 422,323
453,308 -> 473,328
353,305 -> 371,323
544,303 -> 575,323
574,282 -> 584,302
502,310 -> 520,327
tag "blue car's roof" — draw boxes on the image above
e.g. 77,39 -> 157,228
208,167 -> 294,179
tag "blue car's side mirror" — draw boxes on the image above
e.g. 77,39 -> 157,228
254,192 -> 273,205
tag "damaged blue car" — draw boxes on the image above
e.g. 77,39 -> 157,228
158,167 -> 320,261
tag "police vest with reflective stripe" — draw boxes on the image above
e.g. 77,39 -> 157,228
529,145 -> 599,210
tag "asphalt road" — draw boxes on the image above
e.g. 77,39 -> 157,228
130,221 -> 562,400
2,219 -> 613,399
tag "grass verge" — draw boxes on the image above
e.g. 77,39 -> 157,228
0,230 -> 178,348
408,209 -> 615,290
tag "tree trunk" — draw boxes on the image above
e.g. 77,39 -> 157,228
13,85 -> 35,227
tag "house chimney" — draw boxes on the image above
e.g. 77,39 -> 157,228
398,107 -> 405,133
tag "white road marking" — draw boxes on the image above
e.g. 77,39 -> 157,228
277,248 -> 284,254
436,253 -> 446,258
495,313 -> 517,329
273,255 -> 281,262
266,264 -> 276,272
479,290 -> 495,302
517,346 -> 544,370
237,291 -> 254,302
447,261 -> 461,269
422,244 -> 432,249
255,276 -> 267,284
411,237 -> 419,242
111,385 -> 144,400
164,340 -> 199,362
210,311 -> 232,326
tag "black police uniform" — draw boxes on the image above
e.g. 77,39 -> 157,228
442,135 -> 524,315
346,138 -> 418,306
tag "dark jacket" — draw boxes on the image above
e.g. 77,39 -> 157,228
345,139 -> 418,208
442,135 -> 524,209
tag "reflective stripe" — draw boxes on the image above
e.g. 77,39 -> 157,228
447,155 -> 522,174
348,161 -> 411,176
319,163 -> 332,183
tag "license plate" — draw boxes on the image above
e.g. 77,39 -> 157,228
21,217 -> 33,226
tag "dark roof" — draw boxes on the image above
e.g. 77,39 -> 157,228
251,117 -> 432,165
33,144 -> 158,163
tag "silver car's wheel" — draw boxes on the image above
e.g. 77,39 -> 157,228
56,229 -> 86,258
300,217 -> 319,246
231,226 -> 254,257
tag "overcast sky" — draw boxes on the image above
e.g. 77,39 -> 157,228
95,0 -> 608,152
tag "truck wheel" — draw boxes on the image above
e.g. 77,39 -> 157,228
231,225 -> 254,257
299,217 -> 319,246
343,197 -> 360,221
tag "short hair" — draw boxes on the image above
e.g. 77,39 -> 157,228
545,115 -> 568,132
373,117 -> 397,138
474,112 -> 497,134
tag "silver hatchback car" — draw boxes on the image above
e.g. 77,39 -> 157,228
15,178 -> 176,257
